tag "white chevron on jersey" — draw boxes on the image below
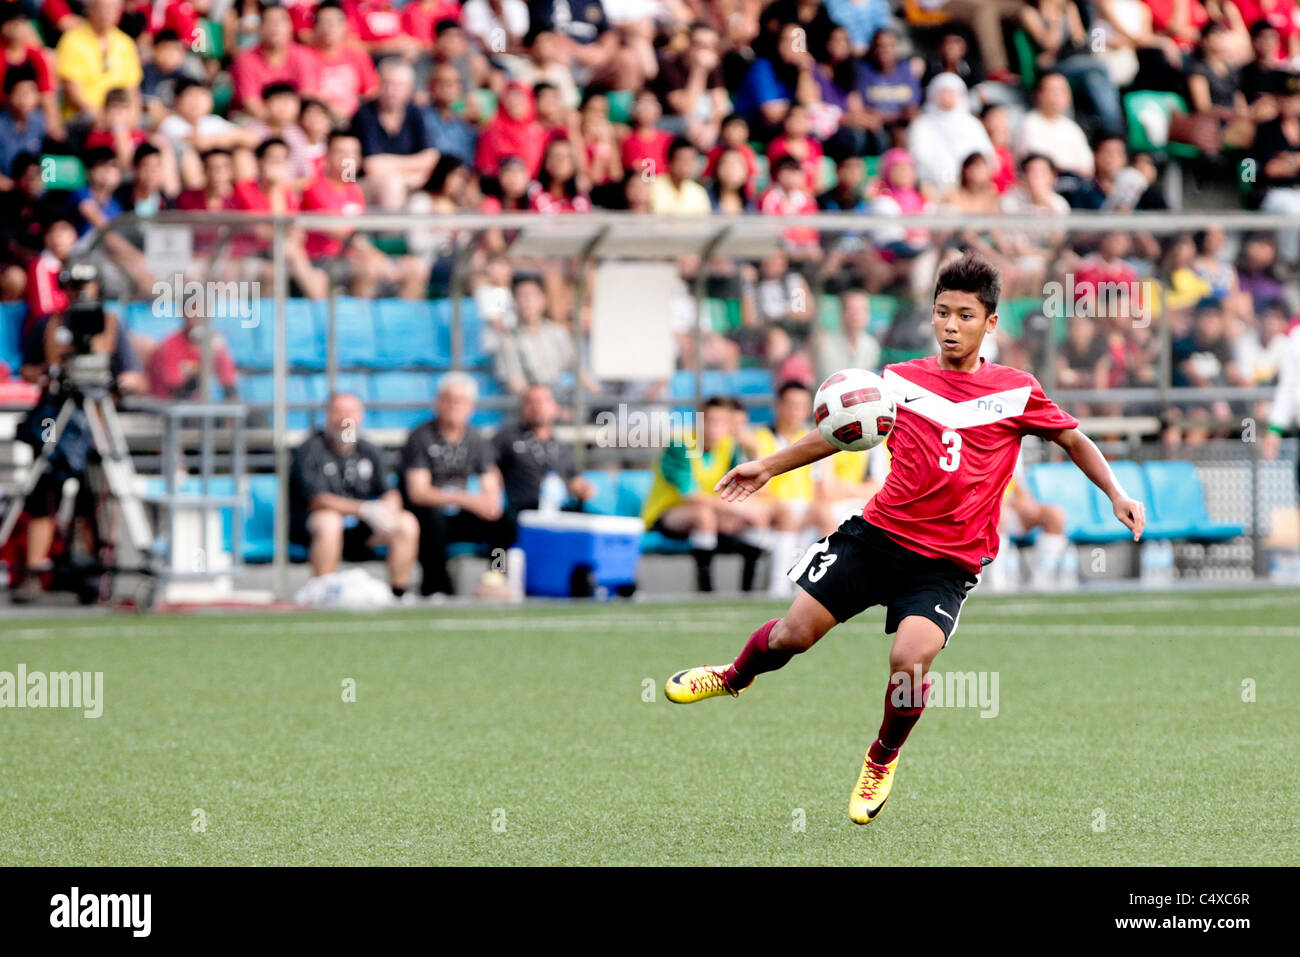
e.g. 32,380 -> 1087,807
883,369 -> 1031,431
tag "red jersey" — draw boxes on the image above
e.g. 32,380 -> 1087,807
863,356 -> 1079,574
301,176 -> 366,257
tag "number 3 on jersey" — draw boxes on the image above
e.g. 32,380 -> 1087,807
939,430 -> 962,472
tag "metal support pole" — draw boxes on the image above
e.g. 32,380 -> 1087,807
692,227 -> 731,408
326,289 -> 338,397
570,228 -> 609,470
271,217 -> 290,599
448,239 -> 475,371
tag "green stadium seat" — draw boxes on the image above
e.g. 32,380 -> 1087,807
1124,91 -> 1201,160
606,89 -> 634,125
818,294 -> 842,333
39,154 -> 85,191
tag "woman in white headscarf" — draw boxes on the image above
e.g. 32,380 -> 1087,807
906,72 -> 996,191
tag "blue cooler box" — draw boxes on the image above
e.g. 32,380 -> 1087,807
516,510 -> 644,598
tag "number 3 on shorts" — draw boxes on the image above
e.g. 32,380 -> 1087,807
789,538 -> 836,582
939,430 -> 962,472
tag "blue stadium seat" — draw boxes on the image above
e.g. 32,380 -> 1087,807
327,372 -> 371,404
368,371 -> 435,430
1142,461 -> 1243,541
616,469 -> 653,518
732,368 -> 775,426
581,469 -> 621,516
469,372 -> 503,428
286,298 -> 325,370
1025,462 -> 1131,543
373,299 -> 446,368
330,296 -> 377,367
0,301 -> 25,373
242,373 -> 320,429
123,301 -> 182,342
1087,460 -> 1152,539
244,474 -> 279,563
213,306 -> 273,369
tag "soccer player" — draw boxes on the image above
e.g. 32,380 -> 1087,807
664,253 -> 1146,824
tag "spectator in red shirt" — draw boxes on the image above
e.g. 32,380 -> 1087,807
621,88 -> 673,181
177,147 -> 236,210
231,137 -> 329,298
147,312 -> 239,401
528,138 -> 592,213
84,87 -> 151,171
704,114 -> 759,197
0,7 -> 61,139
345,0 -> 422,58
302,130 -> 429,298
981,103 -> 1019,195
312,0 -> 380,122
475,81 -> 545,177
401,0 -> 462,43
766,103 -> 825,193
760,155 -> 821,255
26,218 -> 76,322
231,2 -> 322,120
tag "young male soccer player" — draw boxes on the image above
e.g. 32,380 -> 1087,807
664,253 -> 1146,824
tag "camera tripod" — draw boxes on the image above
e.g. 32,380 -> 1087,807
0,356 -> 153,599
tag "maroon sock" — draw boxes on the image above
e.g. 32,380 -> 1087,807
723,619 -> 790,689
867,677 -> 932,765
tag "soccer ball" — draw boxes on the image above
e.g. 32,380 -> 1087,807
814,369 -> 896,452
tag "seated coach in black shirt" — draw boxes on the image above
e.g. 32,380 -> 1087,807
493,383 -> 594,517
401,372 -> 514,597
290,392 -> 420,597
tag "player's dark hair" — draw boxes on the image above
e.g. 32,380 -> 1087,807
255,137 -> 289,160
2,61 -> 37,95
934,251 -> 1001,316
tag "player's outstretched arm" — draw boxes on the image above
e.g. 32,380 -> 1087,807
715,429 -> 838,502
1051,428 -> 1146,540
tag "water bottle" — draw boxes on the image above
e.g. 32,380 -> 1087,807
539,471 -> 566,514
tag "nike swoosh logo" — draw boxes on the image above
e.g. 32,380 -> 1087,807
933,605 -> 954,621
670,670 -> 688,685
903,395 -> 923,403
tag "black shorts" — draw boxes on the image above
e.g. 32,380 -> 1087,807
788,515 -> 980,646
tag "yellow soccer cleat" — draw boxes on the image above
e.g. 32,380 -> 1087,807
849,753 -> 899,824
665,666 -> 752,704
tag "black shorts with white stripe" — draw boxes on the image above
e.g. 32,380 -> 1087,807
788,516 -> 980,646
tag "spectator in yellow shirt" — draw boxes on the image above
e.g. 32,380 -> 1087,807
55,0 -> 142,119
649,138 -> 713,216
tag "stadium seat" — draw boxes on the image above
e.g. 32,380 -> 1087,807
39,154 -> 85,191
1025,462 -> 1132,544
606,89 -> 634,125
328,297 -> 377,367
818,294 -> 842,333
867,295 -> 901,338
0,301 -> 26,374
123,301 -> 182,342
373,299 -> 446,368
1142,461 -> 1243,541
1088,460 -> 1153,538
244,474 -> 278,563
733,368 -> 775,425
581,470 -> 622,517
242,374 -> 320,429
286,299 -> 326,370
368,371 -> 436,430
1124,91 -> 1201,160
616,469 -> 653,518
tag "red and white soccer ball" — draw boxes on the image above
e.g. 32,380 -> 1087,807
814,368 -> 896,452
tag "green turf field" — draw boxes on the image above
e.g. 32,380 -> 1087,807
1,588 -> 1297,865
